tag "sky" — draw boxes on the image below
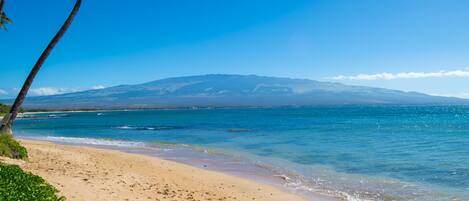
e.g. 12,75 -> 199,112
2,0 -> 469,98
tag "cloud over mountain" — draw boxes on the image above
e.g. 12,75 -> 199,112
330,70 -> 469,80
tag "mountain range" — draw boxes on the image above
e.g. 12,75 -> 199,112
3,74 -> 468,109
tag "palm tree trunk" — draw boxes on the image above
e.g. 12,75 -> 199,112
0,0 -> 5,24
0,0 -> 82,134
0,0 -> 4,16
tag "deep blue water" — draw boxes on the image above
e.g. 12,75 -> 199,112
13,106 -> 469,201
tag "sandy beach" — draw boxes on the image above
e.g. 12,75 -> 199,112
0,139 -> 306,201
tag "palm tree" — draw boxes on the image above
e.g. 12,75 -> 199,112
0,0 -> 82,134
0,0 -> 12,30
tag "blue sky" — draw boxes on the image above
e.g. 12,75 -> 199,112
2,0 -> 469,98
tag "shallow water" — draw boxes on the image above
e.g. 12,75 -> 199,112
14,106 -> 469,201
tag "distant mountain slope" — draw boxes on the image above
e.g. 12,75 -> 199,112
5,74 -> 469,109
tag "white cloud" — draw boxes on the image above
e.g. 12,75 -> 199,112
91,85 -> 106,90
1,85 -> 105,97
29,87 -> 81,96
430,92 -> 469,99
23,85 -> 107,96
0,89 -> 7,96
330,70 -> 469,81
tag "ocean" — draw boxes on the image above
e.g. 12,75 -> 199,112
13,105 -> 469,201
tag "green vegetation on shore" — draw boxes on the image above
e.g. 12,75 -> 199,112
0,163 -> 66,201
0,134 -> 28,159
0,103 -> 25,117
0,134 -> 64,200
0,103 -> 10,116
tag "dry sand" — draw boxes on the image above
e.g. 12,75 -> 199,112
1,140 -> 306,201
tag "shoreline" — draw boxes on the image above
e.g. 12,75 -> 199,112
18,135 -> 340,201
5,139 -> 310,201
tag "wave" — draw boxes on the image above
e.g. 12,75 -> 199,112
115,125 -> 184,131
252,158 -> 469,201
26,136 -> 146,148
18,113 -> 70,119
47,114 -> 70,118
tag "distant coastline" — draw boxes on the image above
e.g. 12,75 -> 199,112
14,103 -> 469,115
3,74 -> 467,110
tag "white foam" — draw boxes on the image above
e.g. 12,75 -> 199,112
36,136 -> 146,147
48,114 -> 68,117
116,125 -> 133,129
343,193 -> 375,201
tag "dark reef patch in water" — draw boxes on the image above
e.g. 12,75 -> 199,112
226,128 -> 254,133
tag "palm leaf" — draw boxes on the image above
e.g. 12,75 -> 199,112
0,12 -> 10,30
3,14 -> 10,23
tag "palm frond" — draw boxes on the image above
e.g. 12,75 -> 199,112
2,14 -> 10,22
0,12 -> 10,30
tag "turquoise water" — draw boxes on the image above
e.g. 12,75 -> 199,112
13,106 -> 469,201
